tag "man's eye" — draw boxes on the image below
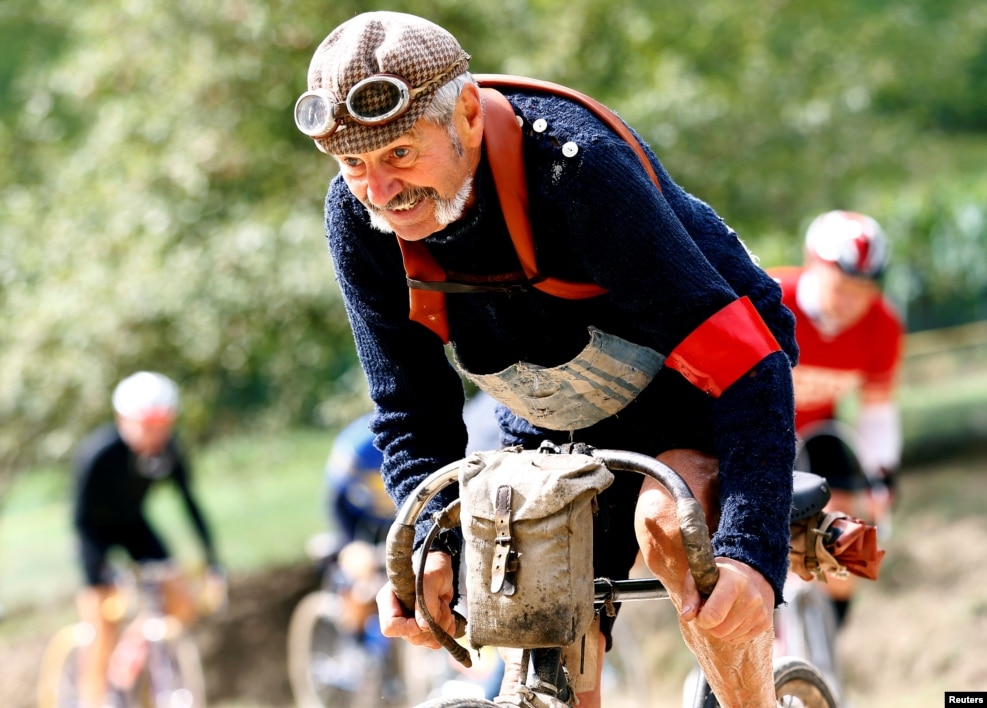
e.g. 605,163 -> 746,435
342,157 -> 362,167
392,147 -> 411,159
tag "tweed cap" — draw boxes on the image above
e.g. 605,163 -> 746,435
306,12 -> 471,155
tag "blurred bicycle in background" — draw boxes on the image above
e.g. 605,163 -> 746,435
37,559 -> 225,708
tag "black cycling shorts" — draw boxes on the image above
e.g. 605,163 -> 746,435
78,519 -> 170,586
796,431 -> 866,492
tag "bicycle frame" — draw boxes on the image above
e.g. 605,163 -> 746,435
385,443 -> 717,704
384,444 -> 840,708
774,575 -> 842,701
36,565 -> 206,708
109,565 -> 206,708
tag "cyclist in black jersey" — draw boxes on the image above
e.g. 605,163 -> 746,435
71,371 -> 224,707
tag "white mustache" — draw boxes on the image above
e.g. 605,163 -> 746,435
368,187 -> 441,213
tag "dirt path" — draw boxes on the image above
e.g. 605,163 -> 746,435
4,452 -> 986,707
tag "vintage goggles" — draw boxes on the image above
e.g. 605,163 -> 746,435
294,57 -> 469,140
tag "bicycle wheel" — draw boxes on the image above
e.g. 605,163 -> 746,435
145,631 -> 208,707
682,657 -> 837,708
414,699 -> 499,707
37,623 -> 92,708
775,580 -> 842,696
773,656 -> 838,708
287,590 -> 399,708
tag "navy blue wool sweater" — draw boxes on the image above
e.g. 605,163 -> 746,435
324,88 -> 799,603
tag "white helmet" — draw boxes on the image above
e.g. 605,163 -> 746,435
805,210 -> 890,279
112,371 -> 179,423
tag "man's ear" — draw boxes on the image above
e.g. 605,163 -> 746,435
457,82 -> 484,149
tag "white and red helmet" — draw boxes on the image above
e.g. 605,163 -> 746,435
805,210 -> 890,279
112,371 -> 179,424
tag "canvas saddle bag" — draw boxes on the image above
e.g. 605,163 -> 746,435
458,447 -> 614,649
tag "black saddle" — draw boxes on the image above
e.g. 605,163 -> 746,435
791,471 -> 831,523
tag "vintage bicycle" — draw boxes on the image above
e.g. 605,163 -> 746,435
384,442 -> 839,707
37,561 -> 218,708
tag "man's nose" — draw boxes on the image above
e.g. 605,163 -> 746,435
364,165 -> 402,208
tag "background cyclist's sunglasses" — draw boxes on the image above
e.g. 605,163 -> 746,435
294,60 -> 466,141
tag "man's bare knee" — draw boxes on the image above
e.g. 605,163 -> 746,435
634,449 -> 720,598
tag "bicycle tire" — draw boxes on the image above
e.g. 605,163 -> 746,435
143,630 -> 208,707
414,699 -> 500,708
773,656 -> 838,708
287,590 -> 399,708
775,580 -> 842,696
37,623 -> 91,708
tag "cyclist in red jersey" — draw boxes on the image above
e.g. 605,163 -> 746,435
770,210 -> 905,627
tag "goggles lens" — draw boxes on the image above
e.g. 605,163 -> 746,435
294,75 -> 413,139
294,92 -> 335,137
347,75 -> 412,124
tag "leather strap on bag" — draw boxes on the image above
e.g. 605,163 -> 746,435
399,76 -> 662,343
490,484 -> 517,595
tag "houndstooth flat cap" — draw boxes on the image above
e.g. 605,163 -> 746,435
306,12 -> 471,155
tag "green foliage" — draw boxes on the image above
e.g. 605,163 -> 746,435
0,0 -> 367,474
1,0 -> 985,481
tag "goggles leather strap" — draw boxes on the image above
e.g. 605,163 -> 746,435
665,296 -> 782,397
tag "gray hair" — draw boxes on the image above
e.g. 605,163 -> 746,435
422,72 -> 478,126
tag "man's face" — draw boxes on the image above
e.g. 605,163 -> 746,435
117,415 -> 174,457
812,259 -> 881,333
333,86 -> 483,241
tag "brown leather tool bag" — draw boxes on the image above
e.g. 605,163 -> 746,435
458,447 -> 613,649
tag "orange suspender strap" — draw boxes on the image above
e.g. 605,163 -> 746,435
665,296 -> 782,398
400,80 -> 635,342
398,239 -> 451,343
481,88 -> 608,299
474,74 -> 661,190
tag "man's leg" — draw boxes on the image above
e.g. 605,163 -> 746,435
160,570 -> 198,626
634,449 -> 776,708
820,488 -> 857,625
76,586 -> 118,707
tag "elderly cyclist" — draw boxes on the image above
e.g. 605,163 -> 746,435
295,12 -> 800,707
770,211 -> 905,627
71,371 -> 224,707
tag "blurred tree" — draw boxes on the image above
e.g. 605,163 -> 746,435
0,0 -> 984,484
0,0 -> 371,477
